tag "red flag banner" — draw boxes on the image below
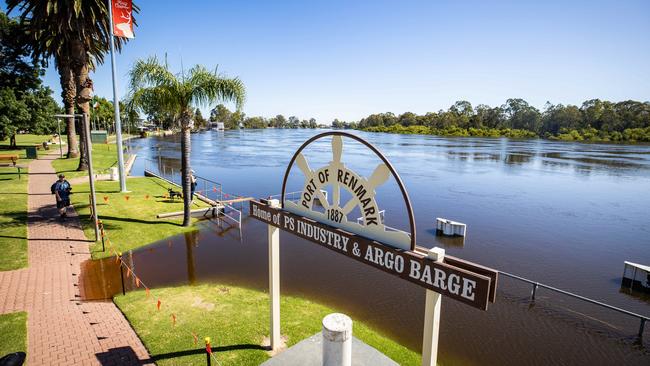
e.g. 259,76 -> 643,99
112,0 -> 134,39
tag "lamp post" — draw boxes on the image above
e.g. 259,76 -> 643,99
53,113 -> 99,241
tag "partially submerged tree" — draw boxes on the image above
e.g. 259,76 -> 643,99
128,56 -> 245,226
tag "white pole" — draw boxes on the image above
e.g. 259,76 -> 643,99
422,247 -> 445,366
83,114 -> 100,242
322,313 -> 352,366
107,0 -> 127,192
269,223 -> 280,350
268,199 -> 281,351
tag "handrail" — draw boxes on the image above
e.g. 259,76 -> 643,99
499,270 -> 649,337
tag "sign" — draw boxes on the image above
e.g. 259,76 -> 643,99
112,0 -> 134,38
283,135 -> 412,250
252,200 -> 493,309
251,131 -> 498,362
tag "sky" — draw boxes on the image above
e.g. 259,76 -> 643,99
4,0 -> 650,123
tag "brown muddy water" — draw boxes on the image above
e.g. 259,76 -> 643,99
81,129 -> 650,365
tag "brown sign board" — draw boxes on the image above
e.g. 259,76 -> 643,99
251,200 -> 497,310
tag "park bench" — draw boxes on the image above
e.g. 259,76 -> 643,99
0,154 -> 27,179
0,154 -> 19,166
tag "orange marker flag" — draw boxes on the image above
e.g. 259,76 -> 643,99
135,277 -> 141,288
212,186 -> 217,192
171,314 -> 176,326
192,332 -> 198,345
125,195 -> 130,201
145,287 -> 150,298
157,299 -> 161,310
103,196 -> 109,203
145,194 -> 150,200
115,254 -> 120,264
126,267 -> 131,278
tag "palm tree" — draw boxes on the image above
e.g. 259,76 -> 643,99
7,0 -> 136,167
128,56 -> 245,226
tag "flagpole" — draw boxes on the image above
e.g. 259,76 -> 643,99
108,0 -> 127,192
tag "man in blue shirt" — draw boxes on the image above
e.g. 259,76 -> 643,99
53,174 -> 72,219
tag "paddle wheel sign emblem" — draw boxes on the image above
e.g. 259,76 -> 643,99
284,134 -> 411,251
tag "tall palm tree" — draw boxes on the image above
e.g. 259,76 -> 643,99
128,56 -> 245,226
7,0 -> 136,167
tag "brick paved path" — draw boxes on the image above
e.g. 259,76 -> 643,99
0,153 -> 152,365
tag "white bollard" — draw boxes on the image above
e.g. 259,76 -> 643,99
322,313 -> 352,366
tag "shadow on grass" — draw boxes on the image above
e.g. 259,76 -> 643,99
150,344 -> 267,362
86,214 -> 183,228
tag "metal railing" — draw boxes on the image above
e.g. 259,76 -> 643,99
499,270 -> 649,338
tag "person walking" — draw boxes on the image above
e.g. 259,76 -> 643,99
52,174 -> 72,219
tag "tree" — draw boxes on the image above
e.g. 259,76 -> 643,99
269,114 -> 287,128
243,116 -> 266,129
8,0 -> 138,168
503,98 -> 542,132
193,108 -> 207,130
128,56 -> 245,226
308,118 -> 317,129
0,11 -> 40,92
0,11 -> 59,145
0,88 -> 30,145
288,116 -> 300,129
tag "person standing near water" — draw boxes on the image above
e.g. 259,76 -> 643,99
51,174 -> 72,219
190,170 -> 197,202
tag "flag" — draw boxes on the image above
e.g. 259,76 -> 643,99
112,0 -> 135,39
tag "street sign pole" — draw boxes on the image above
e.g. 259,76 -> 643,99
108,0 -> 127,192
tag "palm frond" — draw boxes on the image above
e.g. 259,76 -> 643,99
186,66 -> 246,110
129,56 -> 179,92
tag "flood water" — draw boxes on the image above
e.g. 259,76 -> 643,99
80,129 -> 650,365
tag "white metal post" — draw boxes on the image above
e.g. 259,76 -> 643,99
56,118 -> 63,158
268,223 -> 280,350
84,113 -> 100,242
107,0 -> 127,192
422,247 -> 445,366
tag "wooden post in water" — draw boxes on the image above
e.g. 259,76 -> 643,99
268,199 -> 281,351
422,247 -> 445,366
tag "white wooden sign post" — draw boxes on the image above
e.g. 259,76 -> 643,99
268,199 -> 281,350
253,132 -> 498,364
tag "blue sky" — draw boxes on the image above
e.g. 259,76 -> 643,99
5,0 -> 650,123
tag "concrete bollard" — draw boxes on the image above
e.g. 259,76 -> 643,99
322,313 -> 352,366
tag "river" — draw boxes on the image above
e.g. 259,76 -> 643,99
81,129 -> 650,365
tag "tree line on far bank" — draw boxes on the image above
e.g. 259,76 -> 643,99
334,99 -> 650,142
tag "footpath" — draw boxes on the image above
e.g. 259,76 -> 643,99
0,152 -> 151,365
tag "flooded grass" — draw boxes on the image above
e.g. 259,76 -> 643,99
69,177 -> 208,259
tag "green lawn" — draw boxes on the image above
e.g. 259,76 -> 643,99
115,284 -> 419,366
69,177 -> 207,259
0,167 -> 28,271
0,312 -> 27,357
52,143 -> 124,179
0,133 -> 62,161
